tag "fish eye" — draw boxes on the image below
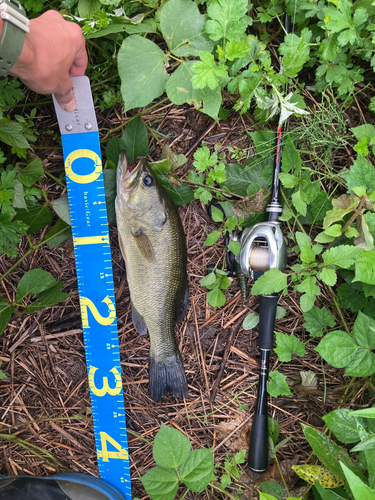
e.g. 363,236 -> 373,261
143,175 -> 153,187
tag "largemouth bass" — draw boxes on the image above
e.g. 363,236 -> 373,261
115,152 -> 189,401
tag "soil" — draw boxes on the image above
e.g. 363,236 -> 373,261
0,89 -> 373,499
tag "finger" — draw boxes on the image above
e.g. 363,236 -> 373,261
70,47 -> 88,77
54,83 -> 76,112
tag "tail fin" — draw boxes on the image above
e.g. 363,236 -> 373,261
149,352 -> 188,402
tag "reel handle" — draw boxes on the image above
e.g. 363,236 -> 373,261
248,413 -> 269,473
258,294 -> 278,350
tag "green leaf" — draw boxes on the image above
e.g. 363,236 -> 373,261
300,293 -> 316,312
140,466 -> 179,500
259,493 -> 279,500
13,181 -> 26,210
322,246 -> 362,268
301,423 -> 364,481
118,35 -> 169,112
279,29 -> 311,78
207,288 -> 226,307
156,174 -> 195,206
261,481 -> 284,500
292,189 -> 307,216
302,306 -> 336,338
121,116 -> 149,165
315,331 -> 357,368
251,269 -> 288,295
13,205 -> 53,234
16,269 -> 57,302
24,282 -> 69,313
351,408 -> 375,418
78,0 -> 101,18
268,370 -> 291,398
191,51 -> 228,90
322,409 -> 361,444
354,250 -> 375,285
281,134 -> 302,174
0,213 -> 28,257
45,219 -> 71,248
0,121 -> 29,149
221,160 -> 270,197
351,434 -> 375,452
278,172 -> 299,189
313,481 -> 347,499
0,300 -> 15,335
204,229 -> 222,246
346,156 -> 375,193
225,39 -> 251,60
319,268 -> 337,287
51,193 -> 71,225
228,240 -> 240,255
205,0 -> 249,41
353,311 -> 375,348
242,312 -> 259,330
153,423 -> 191,469
274,332 -> 306,362
340,463 -> 375,500
210,205 -> 224,222
200,271 -> 217,288
337,282 -> 368,313
160,0 -> 213,56
18,158 -> 44,187
179,448 -> 214,492
345,349 -> 375,377
300,276 -> 317,297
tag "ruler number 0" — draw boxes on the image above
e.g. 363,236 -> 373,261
65,149 -> 102,185
98,431 -> 129,462
89,366 -> 122,397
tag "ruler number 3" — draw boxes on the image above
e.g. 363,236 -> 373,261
89,366 -> 122,397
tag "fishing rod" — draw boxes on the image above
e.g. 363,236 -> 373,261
230,15 -> 291,474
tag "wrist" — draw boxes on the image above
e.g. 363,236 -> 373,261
0,0 -> 29,77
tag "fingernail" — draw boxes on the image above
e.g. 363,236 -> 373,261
61,98 -> 76,112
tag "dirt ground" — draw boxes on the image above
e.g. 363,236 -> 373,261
0,91 -> 372,499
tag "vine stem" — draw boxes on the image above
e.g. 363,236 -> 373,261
0,227 -> 69,282
274,454 -> 291,497
210,482 -> 242,500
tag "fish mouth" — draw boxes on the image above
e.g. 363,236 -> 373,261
117,151 -> 143,191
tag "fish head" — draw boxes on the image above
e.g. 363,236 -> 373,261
116,151 -> 166,230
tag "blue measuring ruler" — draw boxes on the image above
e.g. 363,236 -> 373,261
53,77 -> 131,499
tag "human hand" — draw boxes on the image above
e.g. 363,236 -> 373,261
9,10 -> 87,111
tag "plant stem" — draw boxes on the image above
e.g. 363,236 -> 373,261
126,429 -> 153,447
274,455 -> 290,497
210,482 -> 242,500
327,285 -> 350,335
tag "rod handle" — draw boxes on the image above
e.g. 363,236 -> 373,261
248,413 -> 269,473
258,294 -> 278,350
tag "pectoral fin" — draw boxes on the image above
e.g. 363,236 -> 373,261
131,228 -> 155,263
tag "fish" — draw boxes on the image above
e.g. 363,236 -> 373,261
115,151 -> 189,401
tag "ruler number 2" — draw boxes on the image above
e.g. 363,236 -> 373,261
80,296 -> 116,328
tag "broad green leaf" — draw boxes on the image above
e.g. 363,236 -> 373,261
351,434 -> 375,452
221,160 -> 270,197
299,276 -> 317,297
206,288 -> 226,307
315,331 -> 357,368
0,300 -> 15,335
166,61 -> 200,105
210,205 -> 224,222
337,282 -> 368,313
140,466 -> 179,500
268,370 -> 291,397
13,181 -> 26,210
200,271 -> 217,288
301,423 -> 364,481
16,269 -> 57,302
346,156 -> 375,193
340,463 -> 375,500
292,189 -> 307,216
156,174 -> 194,206
345,349 -> 375,377
259,493 -> 279,500
353,311 -> 375,348
0,121 -> 29,149
319,268 -> 337,286
160,0 -> 213,56
296,231 -> 312,248
24,282 -> 70,313
122,117 -> 149,165
13,204 -> 53,234
354,250 -> 375,285
260,480 -> 284,500
278,172 -> 299,189
300,293 -> 316,312
323,194 -> 359,228
249,129 -> 276,158
274,332 -> 306,362
118,36 -> 169,112
292,464 -> 345,488
204,229 -> 222,246
281,134 -> 302,174
276,306 -> 287,319
179,448 -> 214,492
313,481 -> 347,499
153,423 -> 191,469
351,408 -> 375,418
78,0 -> 101,18
323,409 -> 361,443
300,243 -> 315,264
302,306 -> 336,338
51,193 -> 71,225
18,157 -> 44,187
322,245 -> 361,268
0,213 -> 28,257
242,312 -> 259,330
205,0 -> 249,41
45,219 -> 71,248
252,269 -> 288,295
269,418 -> 280,446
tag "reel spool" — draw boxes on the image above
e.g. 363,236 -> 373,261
237,222 -> 287,278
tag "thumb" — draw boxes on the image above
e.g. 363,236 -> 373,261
54,84 -> 76,112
